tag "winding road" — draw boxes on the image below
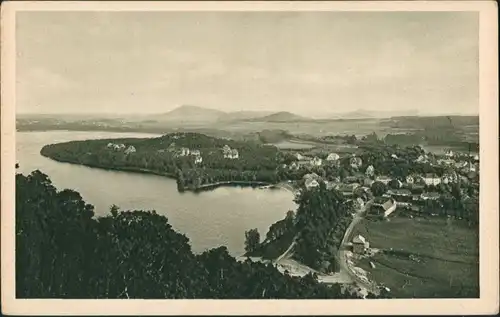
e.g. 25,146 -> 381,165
337,199 -> 381,295
272,198 -> 383,292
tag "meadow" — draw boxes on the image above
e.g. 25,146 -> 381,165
352,214 -> 479,298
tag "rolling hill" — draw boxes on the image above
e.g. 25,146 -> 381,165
246,111 -> 312,122
217,110 -> 275,122
153,105 -> 227,123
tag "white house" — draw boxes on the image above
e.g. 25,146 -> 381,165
190,149 -> 201,156
230,149 -> 239,159
352,235 -> 370,254
421,173 -> 441,186
350,156 -> 363,169
124,145 -> 136,155
107,142 -> 114,148
326,153 -> 340,161
414,155 -> 428,163
222,145 -> 239,159
305,178 -> 320,189
405,175 -> 415,184
194,156 -> 203,164
295,153 -> 306,161
391,154 -> 398,159
365,165 -> 375,177
441,175 -> 450,184
180,147 -> 190,156
222,145 -> 231,154
354,197 -> 365,210
311,157 -> 322,166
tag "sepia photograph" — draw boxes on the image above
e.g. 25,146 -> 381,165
1,1 -> 498,315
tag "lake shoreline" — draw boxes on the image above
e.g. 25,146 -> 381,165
40,151 -> 281,194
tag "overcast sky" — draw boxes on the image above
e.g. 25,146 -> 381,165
16,11 -> 479,115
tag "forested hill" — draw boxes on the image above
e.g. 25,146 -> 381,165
40,132 -> 282,192
16,169 -> 388,299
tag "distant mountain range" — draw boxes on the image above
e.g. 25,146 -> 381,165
150,105 -> 424,123
18,105 -> 475,124
150,105 -> 311,123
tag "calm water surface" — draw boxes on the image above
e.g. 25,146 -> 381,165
16,131 -> 296,256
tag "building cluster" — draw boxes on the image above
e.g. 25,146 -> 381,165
287,152 -> 340,170
222,145 -> 239,159
175,146 -> 203,164
299,147 -> 479,218
106,142 -> 136,155
157,141 -> 242,164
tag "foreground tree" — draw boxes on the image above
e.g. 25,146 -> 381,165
16,170 -> 383,299
244,228 -> 261,254
371,181 -> 388,197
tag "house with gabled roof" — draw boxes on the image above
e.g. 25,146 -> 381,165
352,235 -> 370,254
310,156 -> 322,166
124,145 -> 136,155
420,173 -> 441,186
405,175 -> 415,184
350,156 -> 363,169
305,178 -> 320,189
194,156 -> 203,164
326,153 -> 340,161
370,197 -> 396,217
365,165 -> 375,177
190,149 -> 201,156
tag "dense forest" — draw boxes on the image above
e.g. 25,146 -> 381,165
40,133 -> 281,192
292,182 -> 354,273
249,182 -> 355,274
357,144 -> 447,178
17,169 -> 390,299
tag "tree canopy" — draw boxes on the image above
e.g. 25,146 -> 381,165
16,170 -> 379,299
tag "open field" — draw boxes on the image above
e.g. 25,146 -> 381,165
351,215 -> 479,298
270,140 -> 317,150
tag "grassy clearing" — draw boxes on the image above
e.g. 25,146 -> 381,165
352,215 -> 479,298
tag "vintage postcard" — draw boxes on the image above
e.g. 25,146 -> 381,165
1,0 -> 498,315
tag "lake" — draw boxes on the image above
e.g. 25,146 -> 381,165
16,131 -> 297,256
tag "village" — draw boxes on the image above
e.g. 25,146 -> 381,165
285,147 -> 479,218
271,145 -> 480,295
